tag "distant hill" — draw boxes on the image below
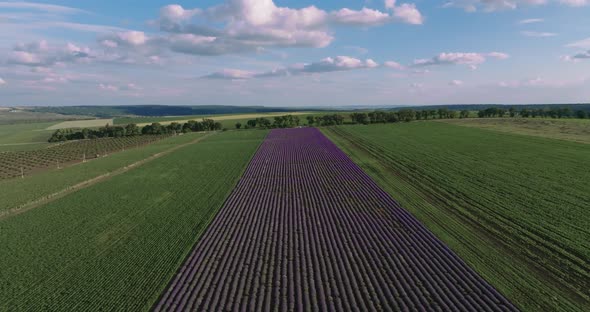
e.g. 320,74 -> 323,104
31,105 -> 324,118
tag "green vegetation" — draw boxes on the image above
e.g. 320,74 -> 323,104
0,133 -> 205,214
0,122 -> 56,151
0,107 -> 89,125
1,135 -> 174,180
46,119 -> 114,130
442,118 -> 590,144
477,106 -> 588,119
47,120 -> 221,143
0,130 -> 267,311
323,122 -> 590,312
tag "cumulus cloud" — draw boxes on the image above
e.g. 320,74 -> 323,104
443,0 -> 586,12
147,0 -> 423,56
391,3 -> 423,24
331,8 -> 391,26
412,52 -> 509,67
7,40 -> 92,67
521,31 -> 557,37
384,61 -> 405,70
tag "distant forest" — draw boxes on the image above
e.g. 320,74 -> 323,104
391,103 -> 590,113
32,105 -> 321,118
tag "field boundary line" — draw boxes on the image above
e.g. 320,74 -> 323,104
0,132 -> 216,221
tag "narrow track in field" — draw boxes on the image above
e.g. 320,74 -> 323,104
0,133 -> 215,221
156,128 -> 517,311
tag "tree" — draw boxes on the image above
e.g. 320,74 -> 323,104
397,109 -> 415,122
460,110 -> 470,118
247,119 -> 257,128
437,108 -> 449,119
575,110 -> 587,119
350,113 -> 369,125
306,116 -> 316,126
125,123 -> 140,136
235,122 -> 242,129
509,107 -> 516,117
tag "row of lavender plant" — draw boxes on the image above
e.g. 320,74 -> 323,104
156,127 -> 517,311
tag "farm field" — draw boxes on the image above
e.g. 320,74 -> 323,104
157,128 -> 516,311
323,122 -> 590,311
114,112 -> 312,126
0,134 -> 172,180
441,118 -> 590,144
0,107 -> 89,125
0,132 -> 206,216
46,118 -> 114,130
0,130 -> 267,311
0,122 -> 56,151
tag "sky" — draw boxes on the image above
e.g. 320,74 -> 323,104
0,0 -> 589,107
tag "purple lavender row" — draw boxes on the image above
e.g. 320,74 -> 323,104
155,127 -> 518,311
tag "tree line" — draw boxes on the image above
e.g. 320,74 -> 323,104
48,119 -> 223,142
477,106 -> 588,119
240,110 -> 468,130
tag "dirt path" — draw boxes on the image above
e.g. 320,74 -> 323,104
0,133 -> 215,221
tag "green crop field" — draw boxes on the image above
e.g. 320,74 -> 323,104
441,118 -> 590,144
0,135 -> 175,180
0,130 -> 267,311
0,132 -> 206,215
0,122 -> 56,151
323,122 -> 590,312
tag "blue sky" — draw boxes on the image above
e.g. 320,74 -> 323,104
1,0 -> 589,107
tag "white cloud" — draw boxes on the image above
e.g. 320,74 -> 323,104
384,61 -> 405,70
385,0 -> 397,9
521,31 -> 557,37
392,3 -> 423,25
203,69 -> 255,80
487,52 -> 510,59
150,0 -> 423,56
203,55 -> 380,80
112,31 -> 148,46
0,77 -> 6,85
413,52 -> 509,67
518,18 -> 544,24
7,40 -> 92,67
449,79 -> 464,86
331,8 -> 391,26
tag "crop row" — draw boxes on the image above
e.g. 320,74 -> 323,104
0,135 -> 169,179
156,128 -> 516,311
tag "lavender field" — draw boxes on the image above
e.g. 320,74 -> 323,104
156,128 -> 517,311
